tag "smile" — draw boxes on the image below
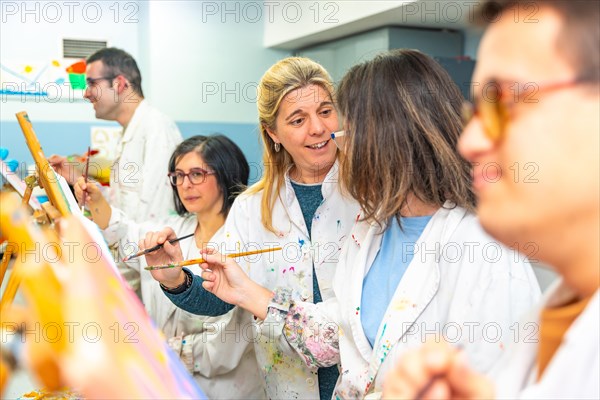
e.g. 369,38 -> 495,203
307,140 -> 329,149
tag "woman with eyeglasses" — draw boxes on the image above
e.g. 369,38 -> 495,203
180,50 -> 542,399
143,57 -> 360,400
74,134 -> 266,400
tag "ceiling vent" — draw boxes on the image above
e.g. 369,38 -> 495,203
63,39 -> 107,59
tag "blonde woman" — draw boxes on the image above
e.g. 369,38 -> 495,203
145,58 -> 360,399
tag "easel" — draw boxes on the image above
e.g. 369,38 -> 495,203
0,175 -> 38,293
0,112 -> 71,310
0,112 -> 205,399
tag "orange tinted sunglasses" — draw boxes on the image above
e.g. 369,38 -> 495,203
462,79 -> 583,142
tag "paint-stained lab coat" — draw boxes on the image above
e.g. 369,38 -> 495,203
267,204 -> 541,399
103,209 -> 266,399
219,162 -> 361,400
108,100 -> 182,222
491,283 -> 599,399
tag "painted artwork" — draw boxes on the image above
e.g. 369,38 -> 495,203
0,195 -> 206,398
0,59 -> 86,99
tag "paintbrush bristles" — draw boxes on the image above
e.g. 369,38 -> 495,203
144,247 -> 283,270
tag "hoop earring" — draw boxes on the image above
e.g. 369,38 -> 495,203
274,142 -> 281,152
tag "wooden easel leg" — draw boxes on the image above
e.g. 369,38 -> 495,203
0,249 -> 11,286
0,261 -> 21,311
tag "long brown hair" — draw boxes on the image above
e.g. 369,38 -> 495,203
337,49 -> 475,226
247,57 -> 335,233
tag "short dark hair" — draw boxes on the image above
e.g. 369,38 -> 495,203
478,1 -> 599,83
168,135 -> 249,217
87,47 -> 145,97
337,49 -> 475,226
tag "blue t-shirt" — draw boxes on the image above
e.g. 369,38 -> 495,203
361,215 -> 432,348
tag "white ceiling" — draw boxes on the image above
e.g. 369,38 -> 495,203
266,0 -> 480,50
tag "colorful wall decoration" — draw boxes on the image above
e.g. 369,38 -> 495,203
0,59 -> 87,100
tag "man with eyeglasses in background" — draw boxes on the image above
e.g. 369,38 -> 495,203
51,47 -> 182,223
381,1 -> 599,399
50,48 -> 182,295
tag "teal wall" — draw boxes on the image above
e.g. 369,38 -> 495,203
298,27 -> 464,83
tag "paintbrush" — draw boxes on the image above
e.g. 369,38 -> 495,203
144,247 -> 283,270
80,146 -> 91,214
331,130 -> 345,149
123,232 -> 195,261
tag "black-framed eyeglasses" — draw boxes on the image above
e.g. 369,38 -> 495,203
85,76 -> 115,88
168,168 -> 215,186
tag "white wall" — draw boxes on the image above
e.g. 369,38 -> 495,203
0,0 -> 142,122
0,0 -> 289,124
1,0 -> 481,125
263,0 -> 481,51
145,1 -> 288,123
263,0 -> 412,49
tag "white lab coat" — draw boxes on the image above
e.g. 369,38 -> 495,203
219,162 -> 361,399
268,204 -> 541,399
103,209 -> 266,400
108,100 -> 182,222
492,282 -> 599,399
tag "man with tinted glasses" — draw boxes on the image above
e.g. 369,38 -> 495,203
51,47 -> 182,222
382,1 -> 599,398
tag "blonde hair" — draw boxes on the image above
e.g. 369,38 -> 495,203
246,57 -> 335,233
